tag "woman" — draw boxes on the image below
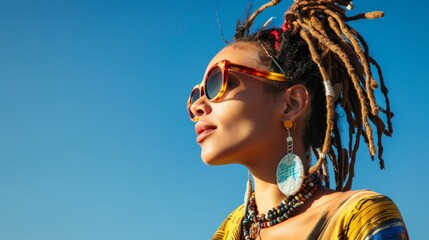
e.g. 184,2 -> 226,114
188,0 -> 408,239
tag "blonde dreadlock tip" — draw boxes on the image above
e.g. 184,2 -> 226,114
370,146 -> 377,156
366,11 -> 384,19
309,153 -> 326,175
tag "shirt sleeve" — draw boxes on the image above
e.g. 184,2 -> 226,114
212,205 -> 244,240
334,191 -> 409,240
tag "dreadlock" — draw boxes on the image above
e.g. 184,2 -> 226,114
233,0 -> 393,191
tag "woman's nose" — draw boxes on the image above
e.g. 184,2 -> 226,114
190,96 -> 212,120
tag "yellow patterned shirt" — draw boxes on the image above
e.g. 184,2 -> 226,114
212,190 -> 408,240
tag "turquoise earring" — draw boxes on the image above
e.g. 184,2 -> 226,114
276,120 -> 304,196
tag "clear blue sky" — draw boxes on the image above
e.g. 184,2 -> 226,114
0,0 -> 426,239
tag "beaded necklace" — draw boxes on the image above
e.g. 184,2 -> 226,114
242,174 -> 322,240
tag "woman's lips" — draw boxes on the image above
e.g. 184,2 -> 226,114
195,123 -> 217,143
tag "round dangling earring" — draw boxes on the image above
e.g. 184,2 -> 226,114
276,120 -> 304,196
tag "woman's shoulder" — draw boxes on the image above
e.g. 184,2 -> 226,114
211,204 -> 244,240
320,189 -> 409,240
324,189 -> 393,208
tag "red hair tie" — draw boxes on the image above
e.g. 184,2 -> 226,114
282,20 -> 290,32
270,30 -> 281,51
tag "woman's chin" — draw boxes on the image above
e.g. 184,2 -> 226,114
201,154 -> 223,166
200,150 -> 230,166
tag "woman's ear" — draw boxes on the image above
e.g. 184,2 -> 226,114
281,84 -> 310,122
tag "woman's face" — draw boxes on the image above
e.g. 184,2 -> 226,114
190,43 -> 287,166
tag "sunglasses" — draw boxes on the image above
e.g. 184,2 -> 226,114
187,59 -> 288,122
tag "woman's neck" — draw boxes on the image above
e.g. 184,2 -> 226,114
246,142 -> 310,214
252,176 -> 286,214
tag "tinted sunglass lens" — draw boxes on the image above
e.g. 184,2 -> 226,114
206,67 -> 223,100
190,88 -> 200,105
188,88 -> 200,120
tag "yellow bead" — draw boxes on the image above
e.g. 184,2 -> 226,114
283,120 -> 293,129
